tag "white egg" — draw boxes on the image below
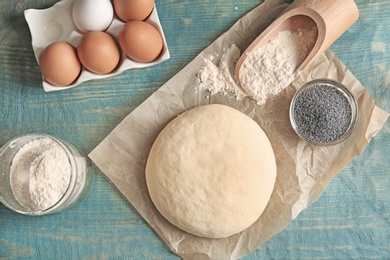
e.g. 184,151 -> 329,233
72,0 -> 114,33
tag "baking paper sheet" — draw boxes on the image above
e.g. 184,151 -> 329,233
89,0 -> 389,259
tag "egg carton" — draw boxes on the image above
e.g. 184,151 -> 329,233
24,0 -> 170,92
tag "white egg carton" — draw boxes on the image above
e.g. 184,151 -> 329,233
24,0 -> 170,92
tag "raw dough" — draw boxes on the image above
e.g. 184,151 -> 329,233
145,104 -> 277,238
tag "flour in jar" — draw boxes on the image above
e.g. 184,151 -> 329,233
197,29 -> 317,105
10,137 -> 71,212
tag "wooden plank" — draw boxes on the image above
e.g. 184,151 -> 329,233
0,0 -> 389,259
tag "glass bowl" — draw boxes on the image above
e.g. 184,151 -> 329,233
289,79 -> 358,146
0,134 -> 93,215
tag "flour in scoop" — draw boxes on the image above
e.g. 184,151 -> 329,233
197,29 -> 316,105
240,29 -> 316,104
10,137 -> 71,212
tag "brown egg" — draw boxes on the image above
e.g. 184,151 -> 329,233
39,42 -> 81,86
77,31 -> 120,74
113,0 -> 154,21
119,21 -> 163,63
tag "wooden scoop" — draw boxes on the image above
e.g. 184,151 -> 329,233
234,0 -> 359,85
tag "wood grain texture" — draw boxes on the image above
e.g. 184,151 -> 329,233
0,0 -> 389,259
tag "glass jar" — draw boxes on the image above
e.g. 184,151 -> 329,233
289,79 -> 358,146
0,134 -> 93,215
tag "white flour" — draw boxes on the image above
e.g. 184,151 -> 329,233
240,29 -> 316,104
10,137 -> 71,212
198,45 -> 248,100
197,29 -> 316,105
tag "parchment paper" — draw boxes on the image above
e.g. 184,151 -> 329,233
89,0 -> 389,259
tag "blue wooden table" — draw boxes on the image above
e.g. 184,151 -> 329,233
1,0 -> 389,259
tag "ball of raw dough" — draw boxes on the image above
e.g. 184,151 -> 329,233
145,104 -> 277,238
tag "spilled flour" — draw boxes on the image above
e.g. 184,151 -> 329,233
197,29 -> 317,105
198,45 -> 247,100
